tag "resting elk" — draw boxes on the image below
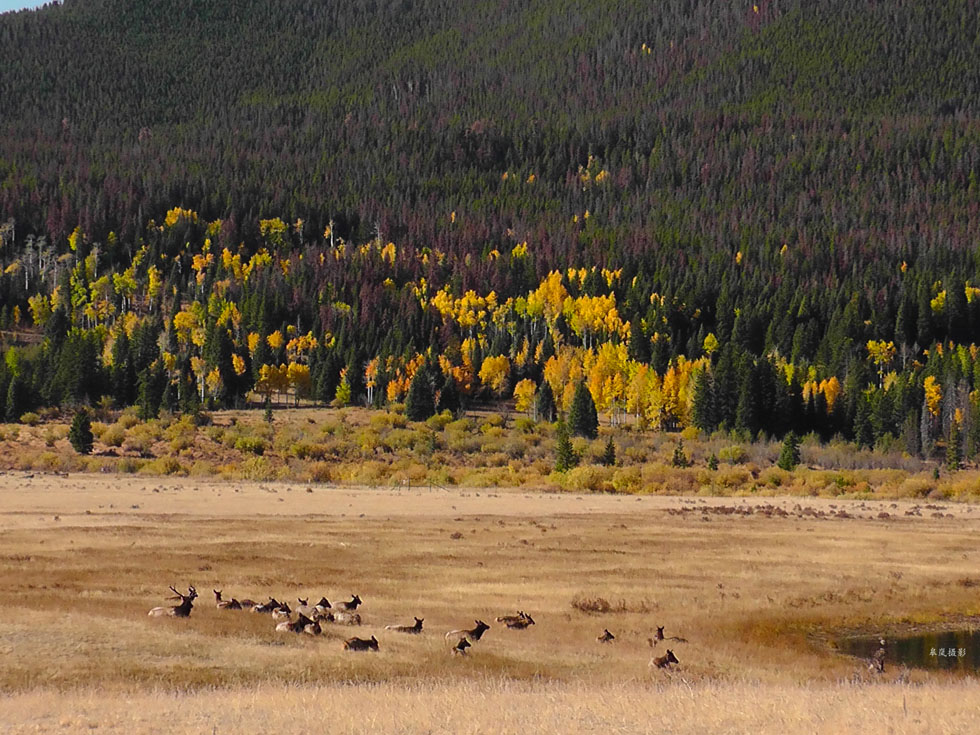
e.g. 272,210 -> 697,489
148,585 -> 198,618
343,635 -> 379,651
650,649 -> 680,669
445,620 -> 490,642
213,590 -> 242,610
385,617 -> 424,634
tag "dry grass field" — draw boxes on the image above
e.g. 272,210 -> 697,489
2,471 -> 980,733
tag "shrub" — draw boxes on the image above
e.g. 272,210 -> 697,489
719,445 -> 747,464
140,456 -> 185,476
514,416 -> 536,433
240,455 -> 277,481
235,436 -> 267,455
425,410 -> 454,431
557,465 -> 613,492
612,466 -> 642,493
101,424 -> 127,447
117,410 -> 140,430
19,412 -> 40,426
307,461 -> 335,483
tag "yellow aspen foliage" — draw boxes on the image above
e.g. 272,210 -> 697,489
923,375 -> 942,417
930,290 -> 946,313
162,352 -> 177,372
514,337 -> 530,368
146,265 -> 163,306
866,340 -> 896,370
702,332 -> 720,356
820,376 -> 842,412
246,332 -> 260,355
164,207 -> 198,228
287,362 -> 312,399
28,293 -> 52,326
172,308 -> 200,344
478,355 -> 510,396
380,242 -> 396,264
511,241 -> 529,258
67,226 -> 83,252
205,368 -> 223,399
189,356 -> 206,377
259,217 -> 287,246
266,330 -> 284,350
231,354 -> 246,376
513,378 -> 537,414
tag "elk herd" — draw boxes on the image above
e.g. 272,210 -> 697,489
147,584 -> 686,671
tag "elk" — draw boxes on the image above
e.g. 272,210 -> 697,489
271,602 -> 293,621
343,635 -> 379,651
650,649 -> 680,669
313,597 -> 332,615
276,612 -> 318,635
213,589 -> 242,610
597,629 -> 615,643
385,617 -> 424,634
451,637 -> 472,655
445,620 -> 490,642
252,597 -> 283,614
336,594 -> 362,611
500,611 -> 535,629
868,638 -> 886,674
327,610 -> 361,625
148,585 -> 198,617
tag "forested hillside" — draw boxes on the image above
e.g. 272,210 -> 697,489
2,0 -> 980,461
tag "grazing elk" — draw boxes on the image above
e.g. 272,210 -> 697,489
252,597 -> 283,614
451,637 -> 472,656
213,590 -> 242,610
597,629 -> 615,643
445,620 -> 490,642
148,585 -> 198,617
343,635 -> 379,651
336,594 -> 362,611
651,649 -> 680,669
385,617 -> 424,634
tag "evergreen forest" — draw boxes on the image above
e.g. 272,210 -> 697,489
3,0 -> 980,462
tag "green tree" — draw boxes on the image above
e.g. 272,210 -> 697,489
554,418 -> 578,472
535,380 -> 556,422
69,408 -> 94,455
405,363 -> 436,421
599,435 -> 616,466
568,381 -> 598,438
671,440 -> 689,468
947,421 -> 963,471
777,432 -> 801,471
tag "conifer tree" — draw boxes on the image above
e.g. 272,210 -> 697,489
69,408 -> 94,455
600,435 -> 616,466
777,432 -> 801,471
947,420 -> 963,471
436,372 -> 461,416
535,380 -> 556,422
568,381 -> 598,438
405,363 -> 436,421
554,417 -> 578,472
671,440 -> 689,468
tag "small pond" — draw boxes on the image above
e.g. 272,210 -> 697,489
838,630 -> 980,672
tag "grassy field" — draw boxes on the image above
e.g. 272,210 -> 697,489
1,472 -> 979,732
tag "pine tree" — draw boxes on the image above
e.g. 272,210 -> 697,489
691,367 -> 716,432
405,363 -> 436,421
947,420 -> 963,471
554,417 -> 578,472
671,440 -> 689,468
600,435 -> 616,466
777,432 -> 801,471
568,382 -> 598,438
535,380 -> 556,422
69,408 -> 94,455
436,372 -> 461,415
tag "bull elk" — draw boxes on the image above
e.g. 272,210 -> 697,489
445,620 -> 490,642
343,635 -> 379,651
385,617 -> 424,634
148,585 -> 198,618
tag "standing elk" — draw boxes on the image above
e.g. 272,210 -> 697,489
597,629 -> 615,643
650,649 -> 680,669
445,620 -> 490,642
213,590 -> 242,610
313,597 -> 332,615
336,594 -> 362,611
451,637 -> 472,655
385,617 -> 424,634
343,635 -> 379,651
148,586 -> 198,617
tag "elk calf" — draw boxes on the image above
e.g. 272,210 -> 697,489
343,635 -> 379,651
650,649 -> 680,669
597,629 -> 615,643
451,637 -> 472,655
385,617 -> 424,634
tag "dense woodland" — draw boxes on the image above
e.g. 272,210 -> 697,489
3,0 -> 980,463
